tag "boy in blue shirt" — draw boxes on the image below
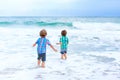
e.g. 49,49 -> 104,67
33,29 -> 57,68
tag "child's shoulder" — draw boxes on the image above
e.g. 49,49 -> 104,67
44,37 -> 50,41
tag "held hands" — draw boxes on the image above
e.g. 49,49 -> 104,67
50,45 -> 58,52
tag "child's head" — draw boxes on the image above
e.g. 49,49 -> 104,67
39,29 -> 47,38
61,30 -> 67,36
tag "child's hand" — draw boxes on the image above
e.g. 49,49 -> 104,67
32,43 -> 36,47
56,43 -> 59,45
56,43 -> 61,45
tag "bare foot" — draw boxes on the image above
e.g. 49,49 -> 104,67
41,65 -> 45,68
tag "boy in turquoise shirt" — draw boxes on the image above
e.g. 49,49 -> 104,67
57,30 -> 69,60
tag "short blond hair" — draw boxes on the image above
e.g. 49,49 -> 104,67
39,29 -> 47,37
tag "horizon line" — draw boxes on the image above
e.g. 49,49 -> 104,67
0,16 -> 120,18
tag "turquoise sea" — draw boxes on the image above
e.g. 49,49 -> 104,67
0,17 -> 120,26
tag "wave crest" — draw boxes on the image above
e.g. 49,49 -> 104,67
0,21 -> 73,27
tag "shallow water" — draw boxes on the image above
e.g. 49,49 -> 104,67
0,17 -> 120,80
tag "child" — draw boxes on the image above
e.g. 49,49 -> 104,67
57,30 -> 69,60
33,29 -> 57,68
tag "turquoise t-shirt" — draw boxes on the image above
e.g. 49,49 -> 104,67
60,36 -> 69,50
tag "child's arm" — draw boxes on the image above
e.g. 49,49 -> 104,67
56,42 -> 62,45
32,43 -> 36,47
50,44 -> 57,52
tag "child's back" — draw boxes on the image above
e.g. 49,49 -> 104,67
57,30 -> 69,60
33,29 -> 57,68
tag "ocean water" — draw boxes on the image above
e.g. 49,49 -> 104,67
0,17 -> 120,80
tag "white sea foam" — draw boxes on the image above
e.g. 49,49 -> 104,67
73,22 -> 120,31
0,20 -> 120,80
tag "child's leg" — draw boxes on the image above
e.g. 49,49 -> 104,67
61,54 -> 64,59
64,53 -> 67,60
37,53 -> 41,66
41,61 -> 45,68
41,53 -> 46,68
37,60 -> 41,66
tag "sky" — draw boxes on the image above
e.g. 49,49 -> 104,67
0,0 -> 120,16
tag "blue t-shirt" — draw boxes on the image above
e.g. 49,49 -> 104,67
36,38 -> 51,54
